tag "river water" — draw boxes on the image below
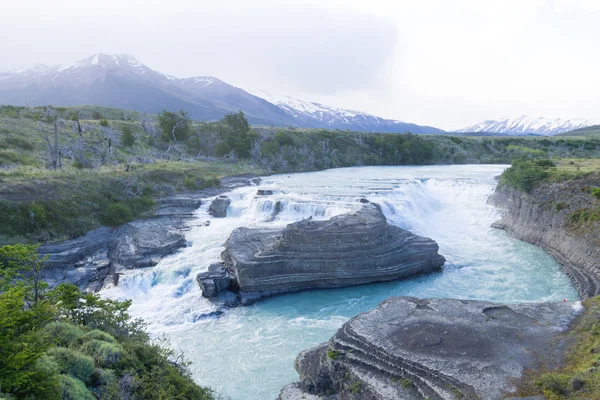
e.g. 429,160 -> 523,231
103,165 -> 577,399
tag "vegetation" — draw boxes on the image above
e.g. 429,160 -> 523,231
517,296 -> 600,399
0,244 -> 215,399
501,158 -> 600,193
1,104 -> 600,244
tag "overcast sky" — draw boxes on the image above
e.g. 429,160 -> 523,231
2,0 -> 599,130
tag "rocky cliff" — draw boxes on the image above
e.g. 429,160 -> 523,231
279,297 -> 581,400
489,178 -> 600,299
40,175 -> 259,292
198,202 -> 445,304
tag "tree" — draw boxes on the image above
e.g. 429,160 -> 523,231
38,108 -> 62,169
223,110 -> 250,137
0,244 -> 48,305
122,125 -> 135,147
157,110 -> 190,142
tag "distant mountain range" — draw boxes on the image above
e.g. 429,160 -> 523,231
456,116 -> 595,136
0,53 -> 443,134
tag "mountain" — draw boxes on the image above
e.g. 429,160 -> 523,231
0,54 -> 296,126
0,53 -> 444,133
248,90 -> 445,134
456,116 -> 594,136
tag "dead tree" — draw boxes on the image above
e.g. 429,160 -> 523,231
39,110 -> 62,169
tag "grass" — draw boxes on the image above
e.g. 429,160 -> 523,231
0,161 -> 262,244
518,296 -> 600,399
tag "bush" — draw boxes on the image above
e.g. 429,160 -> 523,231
58,375 -> 96,400
99,119 -> 110,127
47,347 -> 96,384
122,126 -> 135,147
591,187 -> 600,199
536,373 -> 570,395
44,322 -> 85,347
99,203 -> 134,226
501,160 -> 555,193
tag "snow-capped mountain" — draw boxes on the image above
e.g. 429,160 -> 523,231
0,54 -> 444,133
249,90 -> 444,134
456,116 -> 594,136
0,54 -> 296,125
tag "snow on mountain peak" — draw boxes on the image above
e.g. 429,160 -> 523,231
457,116 -> 594,136
57,53 -> 146,72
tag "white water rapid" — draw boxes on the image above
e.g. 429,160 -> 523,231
103,165 -> 577,399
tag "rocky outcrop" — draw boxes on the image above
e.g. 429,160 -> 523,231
279,297 -> 581,400
39,175 -> 260,292
489,179 -> 600,299
198,203 -> 445,304
209,196 -> 231,218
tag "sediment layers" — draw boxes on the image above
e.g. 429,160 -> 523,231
198,202 -> 445,304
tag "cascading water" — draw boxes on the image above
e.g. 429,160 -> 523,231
103,165 -> 578,399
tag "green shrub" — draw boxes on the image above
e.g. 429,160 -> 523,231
535,373 -> 570,395
58,375 -> 96,400
44,322 -> 85,347
99,119 -> 110,127
47,347 -> 95,384
99,203 -> 134,226
80,340 -> 122,367
501,160 -> 556,193
591,187 -> 600,199
122,126 -> 135,147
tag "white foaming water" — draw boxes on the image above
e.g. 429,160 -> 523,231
102,165 -> 578,399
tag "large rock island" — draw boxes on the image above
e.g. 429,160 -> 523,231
197,202 -> 445,304
279,296 -> 580,400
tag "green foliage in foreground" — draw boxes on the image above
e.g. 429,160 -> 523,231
0,244 -> 214,400
526,296 -> 600,399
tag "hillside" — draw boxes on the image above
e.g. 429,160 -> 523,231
557,124 -> 600,137
0,53 -> 444,134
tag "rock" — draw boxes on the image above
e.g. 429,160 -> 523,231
199,203 -> 445,304
108,219 -> 187,273
489,179 -> 600,299
209,196 -> 231,218
197,264 -> 232,297
280,297 -> 580,400
257,189 -> 274,196
40,227 -> 116,292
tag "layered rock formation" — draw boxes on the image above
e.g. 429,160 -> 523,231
40,175 -> 259,291
489,178 -> 600,299
198,203 -> 445,304
279,297 -> 580,400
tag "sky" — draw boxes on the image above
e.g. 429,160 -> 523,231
1,0 -> 599,130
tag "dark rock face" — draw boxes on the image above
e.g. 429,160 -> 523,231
38,175 -> 260,292
489,180 -> 600,299
257,189 -> 274,196
198,203 -> 445,304
279,297 -> 580,400
209,196 -> 231,218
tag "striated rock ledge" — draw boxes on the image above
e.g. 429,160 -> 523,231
40,175 -> 259,292
198,202 -> 445,304
489,180 -> 600,299
279,297 -> 581,400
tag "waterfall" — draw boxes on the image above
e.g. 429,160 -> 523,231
102,165 -> 577,400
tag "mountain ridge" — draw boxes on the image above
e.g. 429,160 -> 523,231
0,53 -> 443,133
456,115 -> 594,136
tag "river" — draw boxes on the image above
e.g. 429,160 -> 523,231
103,165 -> 577,399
